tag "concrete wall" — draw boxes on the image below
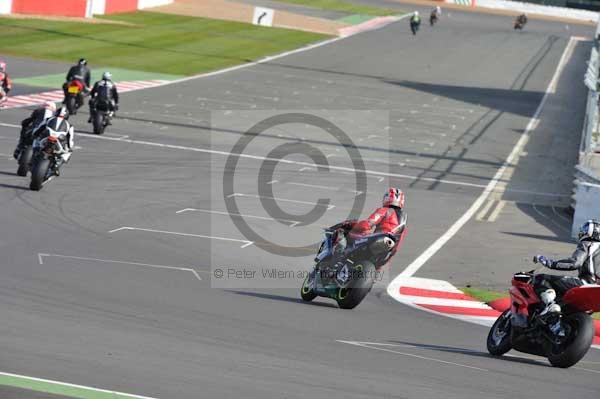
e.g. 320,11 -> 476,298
0,0 -> 173,17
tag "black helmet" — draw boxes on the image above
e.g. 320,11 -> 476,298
78,58 -> 87,66
578,220 -> 600,242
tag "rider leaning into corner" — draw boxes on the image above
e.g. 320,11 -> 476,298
330,187 -> 408,260
0,60 -> 13,100
533,220 -> 600,316
516,13 -> 528,26
63,58 -> 91,96
13,101 -> 56,159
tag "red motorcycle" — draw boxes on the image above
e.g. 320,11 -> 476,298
64,79 -> 85,115
487,268 -> 600,368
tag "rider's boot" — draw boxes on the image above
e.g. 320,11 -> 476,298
540,289 -> 561,316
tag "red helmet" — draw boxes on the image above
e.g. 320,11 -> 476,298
383,187 -> 405,208
0,61 -> 5,73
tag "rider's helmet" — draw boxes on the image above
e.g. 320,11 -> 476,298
44,101 -> 57,113
0,60 -> 5,73
383,187 -> 405,209
578,220 -> 600,241
436,5 -> 441,12
102,71 -> 112,81
414,11 -> 419,17
78,58 -> 88,66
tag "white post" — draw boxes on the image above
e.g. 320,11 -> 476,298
0,0 -> 13,15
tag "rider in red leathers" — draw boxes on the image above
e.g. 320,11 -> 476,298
330,188 -> 408,259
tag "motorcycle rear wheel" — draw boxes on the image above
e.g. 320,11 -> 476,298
336,261 -> 376,309
93,112 -> 106,135
547,312 -> 594,368
487,309 -> 512,356
17,146 -> 33,176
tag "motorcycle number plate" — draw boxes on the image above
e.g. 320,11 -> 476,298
68,86 -> 80,94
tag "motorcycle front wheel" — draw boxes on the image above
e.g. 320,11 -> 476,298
300,270 -> 318,302
30,157 -> 50,191
487,309 -> 513,356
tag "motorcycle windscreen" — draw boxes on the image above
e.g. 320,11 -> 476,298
562,285 -> 600,312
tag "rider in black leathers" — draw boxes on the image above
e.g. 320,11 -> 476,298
63,58 -> 91,97
13,101 -> 56,159
533,220 -> 600,314
88,72 -> 119,124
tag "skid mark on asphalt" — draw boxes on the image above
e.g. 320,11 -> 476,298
38,253 -> 204,281
336,340 -> 488,371
109,226 -> 254,248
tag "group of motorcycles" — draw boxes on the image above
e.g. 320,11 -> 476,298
14,76 -> 113,191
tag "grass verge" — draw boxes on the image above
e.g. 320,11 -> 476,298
0,11 -> 328,76
273,0 -> 398,16
463,286 -> 600,320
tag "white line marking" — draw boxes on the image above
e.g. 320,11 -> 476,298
336,340 -> 488,371
284,181 -> 363,195
176,208 -> 300,226
475,199 -> 495,221
388,36 -> 578,286
0,120 -> 568,196
108,226 -> 253,248
0,371 -> 159,399
532,204 -> 571,234
227,193 -> 336,210
488,200 -> 506,222
552,206 -> 571,223
37,253 -> 203,281
573,367 -> 600,374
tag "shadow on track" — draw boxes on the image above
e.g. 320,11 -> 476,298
388,340 -> 548,367
226,290 -> 338,308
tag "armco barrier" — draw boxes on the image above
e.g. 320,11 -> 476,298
0,0 -> 172,17
446,0 -> 599,22
572,20 -> 600,236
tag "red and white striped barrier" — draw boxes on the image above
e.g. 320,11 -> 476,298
0,79 -> 168,110
388,276 -> 600,347
338,15 -> 404,38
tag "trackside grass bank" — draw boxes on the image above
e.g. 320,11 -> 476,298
273,0 -> 398,16
0,12 -> 328,76
463,287 -> 600,320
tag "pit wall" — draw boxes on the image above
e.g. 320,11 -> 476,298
0,0 -> 173,17
445,0 -> 599,22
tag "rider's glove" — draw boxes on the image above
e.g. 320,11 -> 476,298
533,255 -> 551,267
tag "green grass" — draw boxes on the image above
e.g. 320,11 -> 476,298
463,287 -> 600,320
273,0 -> 398,16
462,287 -> 508,303
0,12 -> 328,76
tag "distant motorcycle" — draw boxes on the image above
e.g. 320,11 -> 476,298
410,20 -> 420,35
301,228 -> 398,309
0,86 -> 7,108
64,78 -> 85,115
430,13 -> 438,26
29,125 -> 71,191
487,267 -> 600,368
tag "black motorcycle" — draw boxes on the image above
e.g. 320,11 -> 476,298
410,20 -> 421,35
91,100 -> 113,135
29,126 -> 70,191
430,13 -> 438,26
301,228 -> 398,309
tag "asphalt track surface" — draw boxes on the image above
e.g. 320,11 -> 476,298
1,10 -> 600,399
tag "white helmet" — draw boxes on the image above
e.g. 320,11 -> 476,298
414,11 -> 419,17
44,101 -> 56,112
102,71 -> 112,80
